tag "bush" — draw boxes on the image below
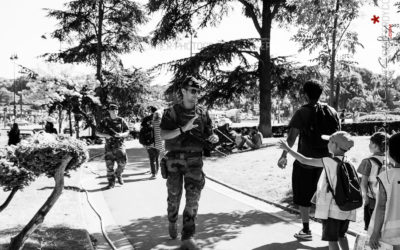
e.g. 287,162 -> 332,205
0,160 -> 35,192
15,133 -> 89,178
9,132 -> 89,250
358,114 -> 400,122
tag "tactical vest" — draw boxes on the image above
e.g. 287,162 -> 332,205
164,104 -> 208,152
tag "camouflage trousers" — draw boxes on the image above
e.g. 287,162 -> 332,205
166,156 -> 205,240
104,143 -> 128,183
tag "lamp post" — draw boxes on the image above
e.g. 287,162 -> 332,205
185,29 -> 197,57
10,54 -> 18,122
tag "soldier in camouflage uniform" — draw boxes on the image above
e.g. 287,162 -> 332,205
160,76 -> 219,250
97,103 -> 130,189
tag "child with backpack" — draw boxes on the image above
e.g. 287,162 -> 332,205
279,131 -> 359,250
357,132 -> 389,231
369,133 -> 400,250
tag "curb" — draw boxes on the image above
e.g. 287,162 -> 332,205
205,174 -> 361,238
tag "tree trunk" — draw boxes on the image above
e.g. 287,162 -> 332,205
330,0 -> 340,110
96,0 -> 104,87
68,110 -> 72,137
0,187 -> 18,213
258,3 -> 273,137
58,108 -> 62,135
9,156 -> 73,250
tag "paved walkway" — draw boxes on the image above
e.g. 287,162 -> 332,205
84,141 -> 356,250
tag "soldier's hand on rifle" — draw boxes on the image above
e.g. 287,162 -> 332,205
182,116 -> 198,132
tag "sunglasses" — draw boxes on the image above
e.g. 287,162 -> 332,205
109,108 -> 118,111
185,88 -> 200,95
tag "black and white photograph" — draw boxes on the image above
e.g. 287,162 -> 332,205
0,0 -> 400,249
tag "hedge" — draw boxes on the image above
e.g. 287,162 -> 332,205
232,121 -> 400,138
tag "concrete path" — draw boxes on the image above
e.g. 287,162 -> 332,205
84,141 -> 356,250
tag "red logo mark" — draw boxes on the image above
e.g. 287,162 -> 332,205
371,15 -> 380,24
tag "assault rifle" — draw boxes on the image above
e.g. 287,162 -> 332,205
186,130 -> 227,157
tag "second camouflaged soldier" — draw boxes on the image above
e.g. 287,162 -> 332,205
97,103 -> 130,189
160,76 -> 219,250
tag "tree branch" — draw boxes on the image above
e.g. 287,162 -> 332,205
238,0 -> 262,35
336,20 -> 352,50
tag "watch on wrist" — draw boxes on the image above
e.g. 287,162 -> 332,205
179,127 -> 184,134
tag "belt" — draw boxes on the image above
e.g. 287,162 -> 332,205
167,151 -> 203,159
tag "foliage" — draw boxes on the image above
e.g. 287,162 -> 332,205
102,67 -> 152,118
0,87 -> 13,105
0,160 -> 35,192
358,114 -> 400,122
148,0 -> 297,136
43,0 -> 148,91
15,133 -> 89,178
154,38 -> 300,107
289,0 -> 367,109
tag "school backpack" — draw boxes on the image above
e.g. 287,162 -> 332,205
139,116 -> 154,146
326,158 -> 363,211
304,103 -> 340,148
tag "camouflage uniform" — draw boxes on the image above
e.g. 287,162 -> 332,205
160,103 -> 213,240
99,116 -> 129,184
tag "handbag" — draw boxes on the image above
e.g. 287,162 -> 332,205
354,234 -> 393,250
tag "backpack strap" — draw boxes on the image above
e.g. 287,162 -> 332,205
367,157 -> 384,198
369,157 -> 383,172
170,105 -> 177,124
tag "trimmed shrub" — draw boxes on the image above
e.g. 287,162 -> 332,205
358,114 -> 400,122
0,160 -> 35,192
15,132 -> 89,178
9,132 -> 89,250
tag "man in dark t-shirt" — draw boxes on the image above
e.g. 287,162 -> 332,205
277,80 -> 340,241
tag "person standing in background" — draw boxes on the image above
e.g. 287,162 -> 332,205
8,123 -> 21,145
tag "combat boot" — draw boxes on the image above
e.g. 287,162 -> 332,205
106,181 -> 115,189
107,176 -> 115,189
180,238 -> 200,250
117,176 -> 124,185
169,222 -> 178,239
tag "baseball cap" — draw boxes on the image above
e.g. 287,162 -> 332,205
108,103 -> 118,110
46,117 -> 57,124
181,76 -> 202,89
322,131 -> 354,151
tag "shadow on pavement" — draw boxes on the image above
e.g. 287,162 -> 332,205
121,210 -> 289,250
96,171 -> 149,179
252,240 -> 328,250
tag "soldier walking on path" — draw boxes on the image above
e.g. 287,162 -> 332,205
160,76 -> 219,250
97,103 -> 130,189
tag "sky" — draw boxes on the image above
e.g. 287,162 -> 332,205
0,0 -> 399,85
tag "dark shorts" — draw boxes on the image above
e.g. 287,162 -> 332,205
292,160 -> 322,207
322,218 -> 349,241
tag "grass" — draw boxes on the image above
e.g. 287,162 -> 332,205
203,136 -> 372,233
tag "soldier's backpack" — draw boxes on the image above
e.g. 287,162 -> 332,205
139,117 -> 154,146
325,158 -> 363,211
304,103 -> 340,148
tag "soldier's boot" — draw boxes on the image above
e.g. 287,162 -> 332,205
107,176 -> 116,189
117,176 -> 124,185
169,222 -> 178,239
180,238 -> 200,250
